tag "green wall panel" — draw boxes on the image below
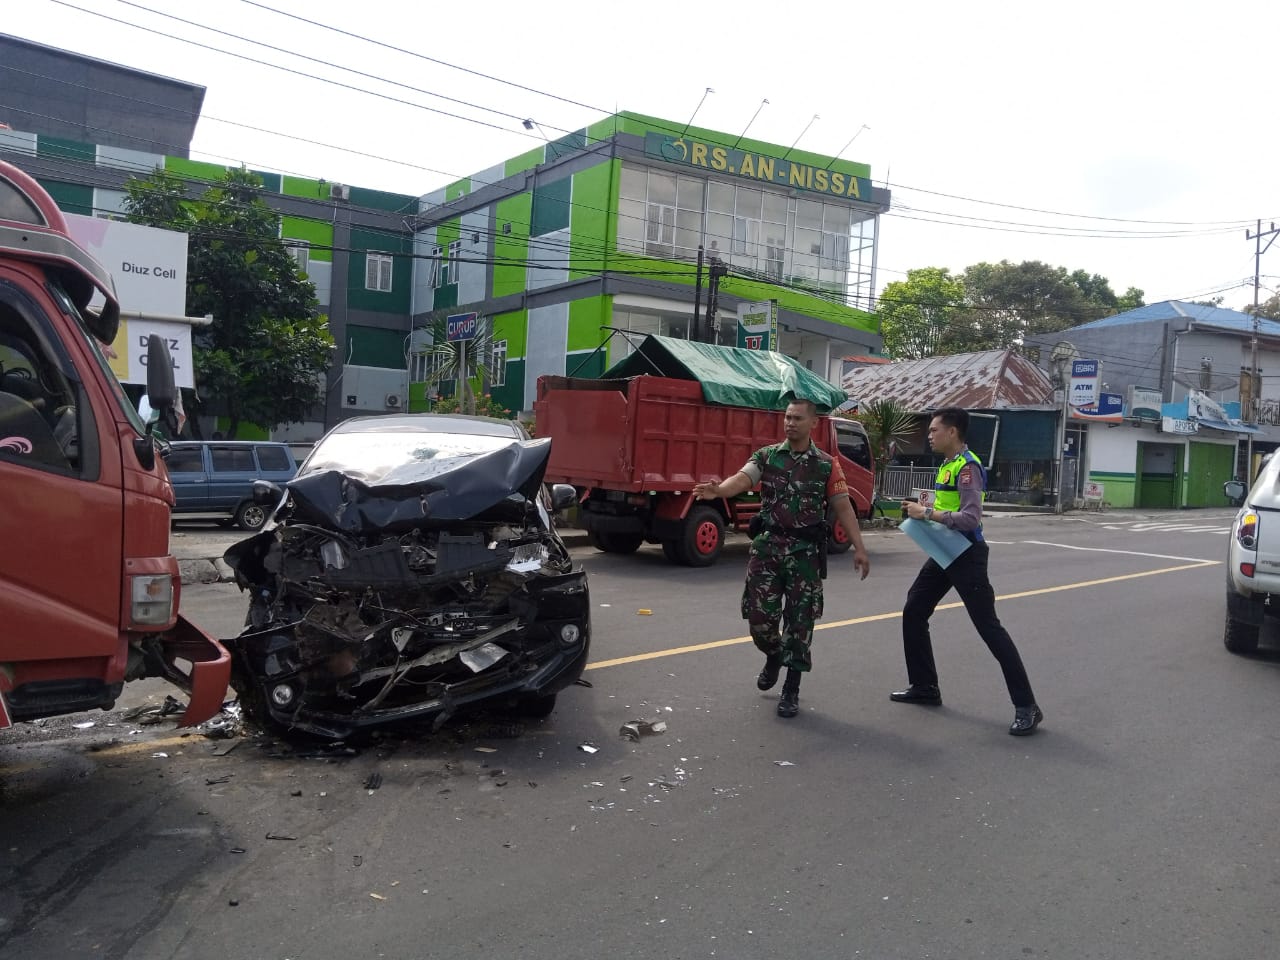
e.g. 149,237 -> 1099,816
568,296 -> 610,353
505,147 -> 543,178
494,193 -> 532,298
251,170 -> 282,192
492,309 -> 528,359
445,179 -> 470,202
566,350 -> 605,379
490,358 -> 524,417
531,176 -> 571,237
433,284 -> 458,311
1088,472 -> 1136,509
280,216 -> 334,262
37,136 -> 94,164
40,180 -> 94,216
546,129 -> 587,161
347,227 -> 412,314
282,175 -> 328,200
408,379 -> 430,413
347,324 -> 406,369
164,156 -> 231,186
570,160 -> 614,278
349,185 -> 417,213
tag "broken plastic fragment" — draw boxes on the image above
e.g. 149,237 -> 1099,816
369,893 -> 387,901
578,743 -> 599,754
152,752 -> 169,759
474,746 -> 498,754
773,760 -> 796,767
619,719 -> 669,741
72,721 -> 95,730
459,641 -> 508,673
637,609 -> 653,616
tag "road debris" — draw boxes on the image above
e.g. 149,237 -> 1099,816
265,833 -> 298,841
474,746 -> 498,754
364,772 -> 383,791
369,893 -> 387,901
151,752 -> 169,759
72,721 -> 95,730
637,609 -> 653,616
619,719 -> 667,741
578,743 -> 599,754
205,775 -> 233,785
773,760 -> 796,767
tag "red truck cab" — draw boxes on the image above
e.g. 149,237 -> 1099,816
0,159 -> 229,729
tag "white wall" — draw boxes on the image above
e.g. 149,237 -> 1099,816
1087,423 -> 1141,474
524,301 -> 569,410
458,207 -> 489,305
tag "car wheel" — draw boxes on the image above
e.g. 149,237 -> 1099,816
235,501 -> 268,532
1224,614 -> 1260,654
678,506 -> 725,567
511,693 -> 558,719
589,530 -> 644,554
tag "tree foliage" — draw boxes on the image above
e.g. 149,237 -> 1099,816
124,167 -> 333,438
1243,293 -> 1280,320
851,398 -> 916,500
876,259 -> 1145,358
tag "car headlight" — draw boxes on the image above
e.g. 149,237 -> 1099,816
130,574 -> 175,626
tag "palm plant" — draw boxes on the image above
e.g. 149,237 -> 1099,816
415,315 -> 493,416
851,397 -> 916,501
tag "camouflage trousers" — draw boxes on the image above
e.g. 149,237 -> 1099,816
741,546 -> 824,672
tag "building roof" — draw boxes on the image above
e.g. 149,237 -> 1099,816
1072,299 -> 1280,337
841,350 -> 1055,411
843,354 -> 892,364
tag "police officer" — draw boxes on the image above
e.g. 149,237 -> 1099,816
694,398 -> 870,718
895,406 -> 1042,735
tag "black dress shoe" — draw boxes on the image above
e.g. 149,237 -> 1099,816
889,684 -> 942,705
1009,704 -> 1043,736
757,655 -> 782,691
777,686 -> 800,718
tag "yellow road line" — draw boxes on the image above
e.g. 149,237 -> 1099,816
585,559 -> 1218,671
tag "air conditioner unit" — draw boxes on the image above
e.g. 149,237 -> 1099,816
384,393 -> 402,409
329,183 -> 350,201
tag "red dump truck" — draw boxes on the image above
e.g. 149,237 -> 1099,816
534,336 -> 874,567
0,158 -> 230,730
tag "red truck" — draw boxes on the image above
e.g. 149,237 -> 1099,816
535,338 -> 874,567
0,159 -> 229,730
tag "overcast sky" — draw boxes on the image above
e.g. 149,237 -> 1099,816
7,0 -> 1278,309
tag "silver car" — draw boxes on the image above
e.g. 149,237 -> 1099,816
1223,457 -> 1280,653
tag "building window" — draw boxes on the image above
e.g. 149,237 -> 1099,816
288,241 -> 310,273
430,246 -> 443,288
365,252 -> 393,292
438,240 -> 462,287
491,340 -> 507,387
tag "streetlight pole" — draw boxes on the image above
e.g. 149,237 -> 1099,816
1246,219 -> 1280,479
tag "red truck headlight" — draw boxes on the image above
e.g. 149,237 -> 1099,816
130,574 -> 175,626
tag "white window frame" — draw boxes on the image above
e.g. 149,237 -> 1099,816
288,240 -> 310,273
491,339 -> 507,388
365,251 -> 393,292
429,246 -> 443,289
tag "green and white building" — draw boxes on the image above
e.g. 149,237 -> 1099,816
409,112 -> 891,416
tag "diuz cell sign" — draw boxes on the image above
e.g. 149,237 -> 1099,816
446,312 -> 479,343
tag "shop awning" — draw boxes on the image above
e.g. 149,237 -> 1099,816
1199,418 -> 1264,435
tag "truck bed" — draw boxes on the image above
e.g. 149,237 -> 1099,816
537,375 -> 794,491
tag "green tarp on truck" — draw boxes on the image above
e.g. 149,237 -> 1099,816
601,335 -> 849,413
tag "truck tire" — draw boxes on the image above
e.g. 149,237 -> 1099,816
678,506 -> 725,567
1223,614 -> 1260,654
589,530 -> 644,554
235,500 -> 268,532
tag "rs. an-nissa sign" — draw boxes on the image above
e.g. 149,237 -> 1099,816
644,133 -> 872,201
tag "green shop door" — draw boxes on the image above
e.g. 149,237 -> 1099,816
1137,442 -> 1181,508
1186,441 -> 1235,507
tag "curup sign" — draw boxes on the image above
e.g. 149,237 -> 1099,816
446,312 -> 479,342
736,300 -> 778,351
64,214 -> 195,389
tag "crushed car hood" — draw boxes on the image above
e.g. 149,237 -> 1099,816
287,436 -> 553,534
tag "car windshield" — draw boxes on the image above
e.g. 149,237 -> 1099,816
301,429 -> 519,484
48,277 -> 148,437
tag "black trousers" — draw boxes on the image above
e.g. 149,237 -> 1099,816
902,540 -> 1036,708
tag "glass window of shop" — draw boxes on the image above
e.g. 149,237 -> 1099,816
617,162 -> 876,303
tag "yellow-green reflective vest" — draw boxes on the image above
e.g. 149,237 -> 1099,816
934,449 -> 986,542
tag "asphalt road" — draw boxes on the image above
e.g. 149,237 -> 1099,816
3,510 -> 1277,960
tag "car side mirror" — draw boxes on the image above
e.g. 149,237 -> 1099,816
551,483 -> 577,511
1224,480 -> 1246,501
253,479 -> 284,507
145,334 -> 176,412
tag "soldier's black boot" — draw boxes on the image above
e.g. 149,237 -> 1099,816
756,653 -> 783,691
777,669 -> 802,718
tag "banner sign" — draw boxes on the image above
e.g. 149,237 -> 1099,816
1069,359 -> 1100,413
736,300 -> 778,351
1071,391 -> 1124,422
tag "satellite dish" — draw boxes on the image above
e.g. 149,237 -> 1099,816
1050,340 -> 1079,364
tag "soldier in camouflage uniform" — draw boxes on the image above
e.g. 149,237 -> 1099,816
694,399 -> 870,717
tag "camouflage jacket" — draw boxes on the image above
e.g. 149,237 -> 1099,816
740,442 -> 846,556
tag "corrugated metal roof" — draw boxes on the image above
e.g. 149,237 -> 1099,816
841,349 -> 1055,412
1073,299 -> 1280,337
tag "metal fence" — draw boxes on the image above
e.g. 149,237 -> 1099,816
882,460 -> 1049,499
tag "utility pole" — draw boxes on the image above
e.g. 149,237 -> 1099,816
1245,220 -> 1280,478
692,246 -> 705,343
704,256 -> 728,344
